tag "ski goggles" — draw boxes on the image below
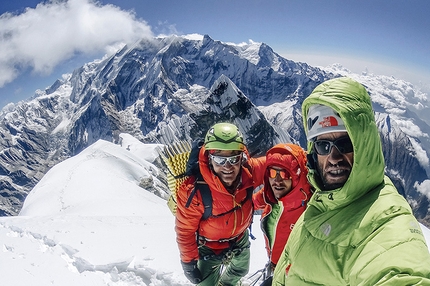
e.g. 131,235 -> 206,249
268,168 -> 291,180
313,136 -> 353,155
209,154 -> 242,166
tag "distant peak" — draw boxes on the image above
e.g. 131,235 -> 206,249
202,34 -> 214,45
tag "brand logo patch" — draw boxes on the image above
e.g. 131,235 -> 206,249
319,116 -> 339,128
320,223 -> 332,236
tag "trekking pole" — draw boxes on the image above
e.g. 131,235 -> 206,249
246,268 -> 265,286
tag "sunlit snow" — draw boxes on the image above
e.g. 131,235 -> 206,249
0,134 -> 270,285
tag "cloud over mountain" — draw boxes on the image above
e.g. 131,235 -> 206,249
0,0 -> 153,88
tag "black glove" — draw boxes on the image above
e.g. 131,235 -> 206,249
181,260 -> 202,284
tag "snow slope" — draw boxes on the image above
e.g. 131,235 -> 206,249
0,134 -> 268,285
0,133 -> 429,285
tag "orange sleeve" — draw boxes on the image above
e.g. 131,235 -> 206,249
252,185 -> 266,210
248,156 -> 266,186
175,177 -> 204,263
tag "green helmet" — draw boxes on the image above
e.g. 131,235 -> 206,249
204,123 -> 245,151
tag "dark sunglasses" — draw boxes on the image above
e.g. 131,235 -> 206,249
268,168 -> 291,180
210,154 -> 242,166
313,136 -> 353,155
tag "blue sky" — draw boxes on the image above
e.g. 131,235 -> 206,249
1,0 -> 429,108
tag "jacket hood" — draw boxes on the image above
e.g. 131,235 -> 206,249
263,143 -> 309,204
302,77 -> 385,211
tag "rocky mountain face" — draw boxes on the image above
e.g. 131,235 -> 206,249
0,34 -> 429,226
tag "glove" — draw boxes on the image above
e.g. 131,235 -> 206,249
181,260 -> 202,284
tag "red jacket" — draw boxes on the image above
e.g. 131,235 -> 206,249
175,145 -> 266,263
253,143 -> 312,265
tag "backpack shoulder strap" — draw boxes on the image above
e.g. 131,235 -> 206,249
185,175 -> 213,221
197,181 -> 212,221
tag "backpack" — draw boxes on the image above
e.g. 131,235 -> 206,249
158,140 -> 253,220
158,140 -> 212,218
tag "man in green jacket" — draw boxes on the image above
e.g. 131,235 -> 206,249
273,77 -> 430,285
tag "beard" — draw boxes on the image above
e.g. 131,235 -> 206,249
316,161 -> 351,191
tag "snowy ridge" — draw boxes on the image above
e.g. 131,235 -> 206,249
0,134 -> 271,285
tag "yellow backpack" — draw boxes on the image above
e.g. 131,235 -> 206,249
157,141 -> 193,215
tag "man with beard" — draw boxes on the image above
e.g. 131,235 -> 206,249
253,143 -> 312,285
273,77 -> 430,285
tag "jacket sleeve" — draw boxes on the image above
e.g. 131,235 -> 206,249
272,243 -> 290,285
252,186 -> 266,210
248,156 -> 266,186
175,178 -> 204,263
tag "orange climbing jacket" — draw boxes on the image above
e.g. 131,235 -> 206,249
175,145 -> 266,263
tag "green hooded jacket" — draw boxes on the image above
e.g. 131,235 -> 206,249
273,77 -> 430,285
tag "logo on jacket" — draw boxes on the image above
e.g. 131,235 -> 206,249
319,116 -> 340,128
320,222 -> 332,236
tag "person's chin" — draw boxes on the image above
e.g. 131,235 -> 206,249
273,189 -> 286,198
220,176 -> 235,186
324,176 -> 347,190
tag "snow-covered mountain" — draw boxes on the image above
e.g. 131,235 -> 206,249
0,134 -> 428,285
0,34 -> 429,226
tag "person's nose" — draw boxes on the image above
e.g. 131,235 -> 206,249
274,174 -> 283,182
224,161 -> 233,168
328,145 -> 343,163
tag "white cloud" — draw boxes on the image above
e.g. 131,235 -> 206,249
0,0 -> 154,87
409,137 -> 430,168
154,20 -> 179,37
183,33 -> 204,41
393,118 -> 428,138
415,180 -> 430,200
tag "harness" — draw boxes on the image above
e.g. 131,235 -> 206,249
200,231 -> 251,264
202,243 -> 251,264
184,165 -> 255,263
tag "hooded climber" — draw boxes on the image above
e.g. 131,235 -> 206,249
273,77 -> 430,285
253,143 -> 312,279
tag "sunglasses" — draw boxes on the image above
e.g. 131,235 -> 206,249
313,136 -> 353,155
210,154 -> 242,166
268,168 -> 291,180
